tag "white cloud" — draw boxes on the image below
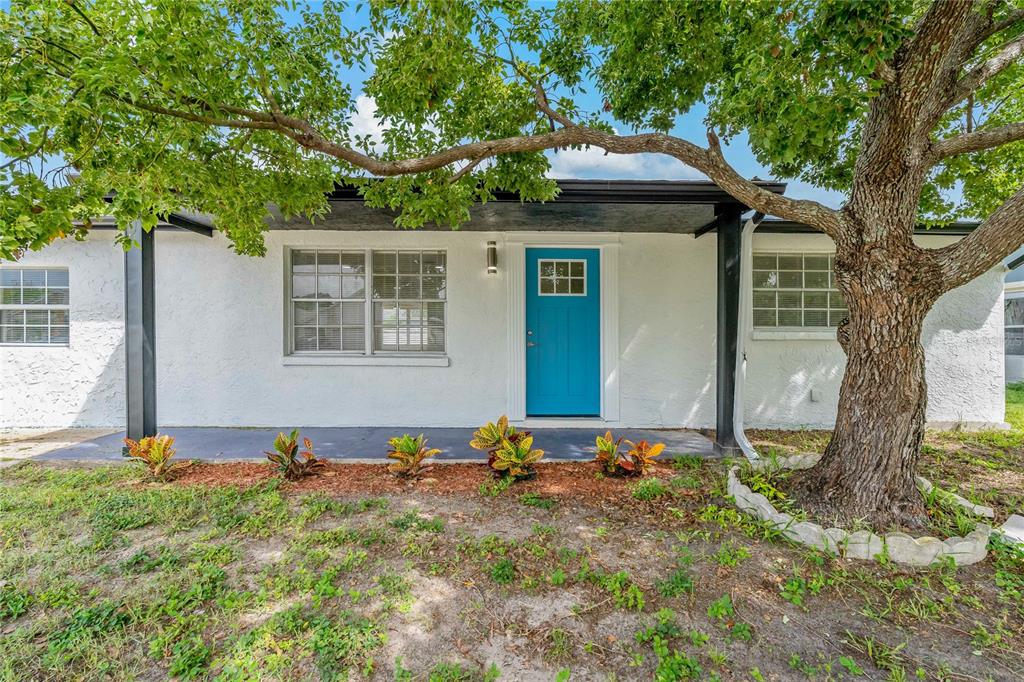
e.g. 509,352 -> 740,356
349,95 -> 386,143
545,145 -> 705,180
348,95 -> 703,181
782,180 -> 847,209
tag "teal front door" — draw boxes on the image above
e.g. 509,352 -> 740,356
525,248 -> 601,416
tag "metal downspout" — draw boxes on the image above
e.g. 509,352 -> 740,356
734,217 -> 760,461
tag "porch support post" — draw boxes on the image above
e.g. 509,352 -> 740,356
715,208 -> 743,455
125,220 -> 156,441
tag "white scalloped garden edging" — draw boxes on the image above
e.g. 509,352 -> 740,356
726,454 -> 992,567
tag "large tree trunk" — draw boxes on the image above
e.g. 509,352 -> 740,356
795,224 -> 943,529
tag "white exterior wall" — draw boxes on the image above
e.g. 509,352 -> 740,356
745,232 -> 1006,429
0,235 -> 125,428
0,228 -> 1004,429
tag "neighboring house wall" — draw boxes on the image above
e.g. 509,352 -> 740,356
0,228 -> 1005,429
1004,280 -> 1024,383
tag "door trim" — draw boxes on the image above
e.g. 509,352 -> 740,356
505,235 -> 620,422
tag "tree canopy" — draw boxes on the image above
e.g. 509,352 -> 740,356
1,0 -> 1022,261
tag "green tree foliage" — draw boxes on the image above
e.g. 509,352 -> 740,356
1,1 -> 1022,259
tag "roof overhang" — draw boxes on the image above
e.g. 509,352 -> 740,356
755,218 -> 980,236
270,179 -> 788,234
328,178 -> 788,205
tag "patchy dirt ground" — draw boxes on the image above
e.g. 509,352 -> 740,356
1,453 -> 1021,681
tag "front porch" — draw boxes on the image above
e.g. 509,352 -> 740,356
31,426 -> 716,462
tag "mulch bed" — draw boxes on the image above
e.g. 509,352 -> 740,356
170,460 -> 690,505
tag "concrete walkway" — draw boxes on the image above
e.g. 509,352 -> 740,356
29,426 -> 717,462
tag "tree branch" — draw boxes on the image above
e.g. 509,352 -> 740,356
67,1 -> 101,38
107,91 -> 841,234
935,182 -> 1024,290
986,7 -> 1024,39
125,99 -> 280,130
951,32 -> 1024,102
447,155 -> 489,184
930,121 -> 1024,161
698,130 -> 844,238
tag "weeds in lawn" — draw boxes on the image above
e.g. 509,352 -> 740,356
519,492 -> 557,510
656,569 -> 695,598
489,558 -> 516,585
631,478 -> 669,500
0,583 -> 31,620
711,540 -> 751,567
577,561 -> 645,611
478,475 -> 513,497
0,454 -> 1020,681
390,510 -> 445,533
707,594 -> 752,641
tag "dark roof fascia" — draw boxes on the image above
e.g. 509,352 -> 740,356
162,213 -> 213,237
86,213 -> 213,236
757,219 -> 980,236
1007,253 -> 1024,271
326,179 -> 788,206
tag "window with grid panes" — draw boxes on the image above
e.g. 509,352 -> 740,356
372,251 -> 446,352
752,253 -> 846,328
1005,295 -> 1024,355
289,250 -> 367,352
0,268 -> 70,345
538,259 -> 586,295
287,249 -> 446,354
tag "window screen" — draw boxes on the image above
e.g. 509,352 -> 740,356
0,268 -> 70,345
290,250 -> 367,352
372,251 -> 446,352
287,249 -> 446,354
752,253 -> 846,328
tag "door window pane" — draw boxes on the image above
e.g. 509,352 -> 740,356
537,259 -> 586,296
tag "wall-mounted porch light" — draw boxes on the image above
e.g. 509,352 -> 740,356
486,241 -> 498,274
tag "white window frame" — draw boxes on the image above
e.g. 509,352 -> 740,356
751,251 -> 846,333
0,266 -> 70,347
537,258 -> 588,296
283,247 -> 449,366
1005,291 -> 1024,356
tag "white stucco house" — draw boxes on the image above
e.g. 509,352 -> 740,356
0,180 -> 1008,453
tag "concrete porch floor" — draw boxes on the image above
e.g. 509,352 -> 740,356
26,426 -> 717,462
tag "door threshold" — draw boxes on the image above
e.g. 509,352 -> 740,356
516,417 -> 612,429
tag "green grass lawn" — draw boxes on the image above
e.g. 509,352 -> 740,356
0,449 -> 1022,681
1005,382 -> 1024,431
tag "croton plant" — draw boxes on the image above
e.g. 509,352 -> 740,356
470,415 -> 543,479
595,432 -> 665,477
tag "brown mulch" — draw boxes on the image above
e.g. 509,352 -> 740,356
171,460 -> 689,505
